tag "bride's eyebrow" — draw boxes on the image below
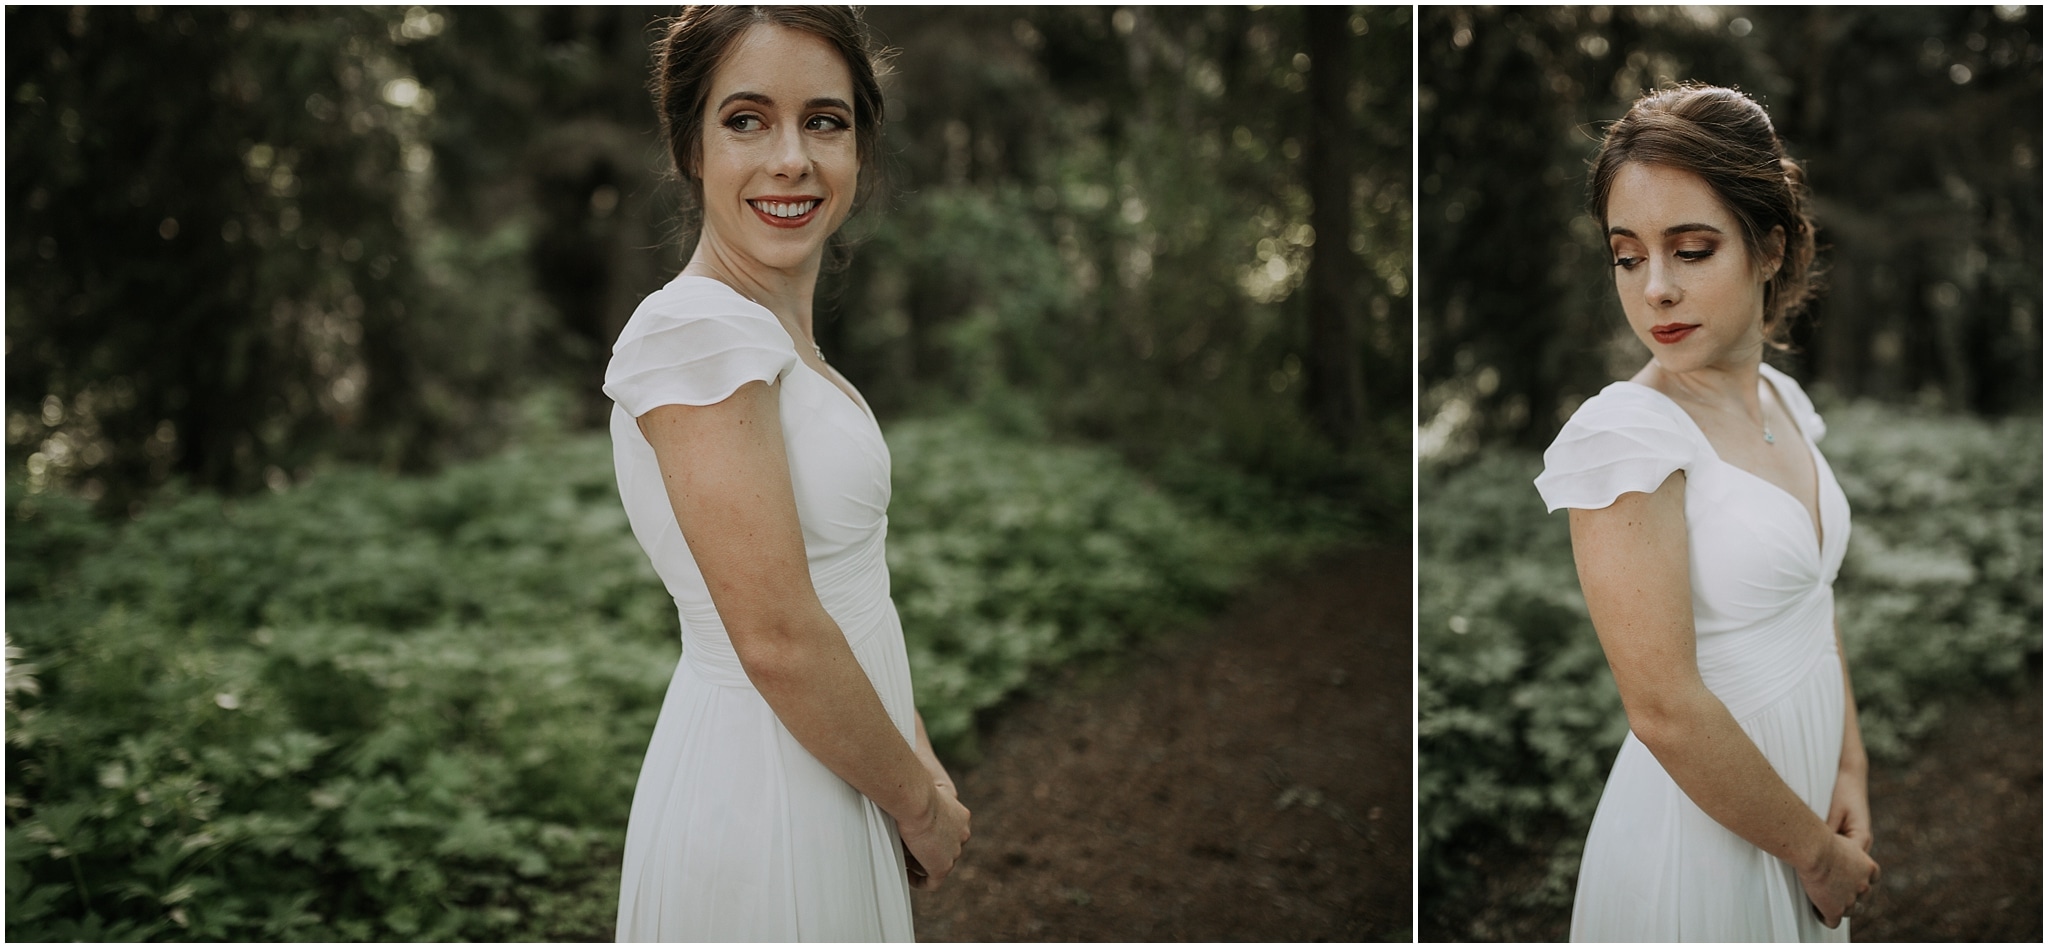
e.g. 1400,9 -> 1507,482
715,93 -> 852,114
717,91 -> 774,110
1606,223 -> 1724,239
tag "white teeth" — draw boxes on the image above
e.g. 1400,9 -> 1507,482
752,200 -> 818,219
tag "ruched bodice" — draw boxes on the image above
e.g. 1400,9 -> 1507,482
603,274 -> 916,941
1536,364 -> 1853,942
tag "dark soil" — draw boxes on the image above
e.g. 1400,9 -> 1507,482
1852,678 -> 2043,942
910,547 -> 1413,942
1423,676 -> 2044,942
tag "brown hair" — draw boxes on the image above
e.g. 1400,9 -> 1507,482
650,6 -> 887,228
1588,83 -> 1820,347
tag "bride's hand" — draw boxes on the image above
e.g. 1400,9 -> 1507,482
1826,768 -> 1873,855
899,783 -> 971,891
1797,832 -> 1879,928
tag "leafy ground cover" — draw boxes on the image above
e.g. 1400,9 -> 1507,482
1418,402 -> 2042,922
5,415 -> 1334,941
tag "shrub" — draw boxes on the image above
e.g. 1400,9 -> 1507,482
6,414 -> 1314,940
885,414 -> 1265,755
6,436 -> 675,941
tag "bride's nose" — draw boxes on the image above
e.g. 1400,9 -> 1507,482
1644,260 -> 1681,307
767,126 -> 812,180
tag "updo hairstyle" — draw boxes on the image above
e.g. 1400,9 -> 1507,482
650,6 -> 887,225
1588,83 -> 1820,347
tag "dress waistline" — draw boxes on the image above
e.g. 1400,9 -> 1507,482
1697,585 -> 1838,721
676,534 -> 893,690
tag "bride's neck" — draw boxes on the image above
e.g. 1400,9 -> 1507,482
1642,356 -> 1768,420
682,239 -> 820,339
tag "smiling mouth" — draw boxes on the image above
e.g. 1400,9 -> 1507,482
748,199 -> 820,225
1650,323 -> 1700,344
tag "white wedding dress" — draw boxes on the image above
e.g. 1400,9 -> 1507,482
1535,364 -> 1852,942
604,274 -> 916,941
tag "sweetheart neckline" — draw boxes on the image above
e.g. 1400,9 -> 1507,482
794,359 -> 878,427
1617,375 -> 1829,557
672,274 -> 878,426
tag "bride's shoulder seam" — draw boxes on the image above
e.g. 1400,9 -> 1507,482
616,280 -> 783,341
1567,381 -> 1678,421
1547,383 -> 1705,455
1759,362 -> 1817,402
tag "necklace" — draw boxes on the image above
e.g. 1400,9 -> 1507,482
736,287 -> 825,362
1671,384 -> 1785,446
1696,397 -> 1774,445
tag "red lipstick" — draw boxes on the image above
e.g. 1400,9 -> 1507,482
747,196 -> 822,229
1650,322 -> 1699,344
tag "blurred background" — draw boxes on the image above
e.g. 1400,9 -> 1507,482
6,6 -> 1409,941
1417,5 -> 2041,941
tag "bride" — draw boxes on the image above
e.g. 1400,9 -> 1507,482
602,7 -> 969,941
1535,83 -> 1880,941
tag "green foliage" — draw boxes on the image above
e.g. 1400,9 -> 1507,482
6,413 -> 1303,940
1419,404 -> 2042,913
885,414 -> 1269,756
835,5 -> 1409,516
846,184 -> 1079,420
7,436 -> 674,941
1824,403 -> 2046,756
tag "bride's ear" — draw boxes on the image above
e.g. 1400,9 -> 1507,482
1760,225 -> 1786,281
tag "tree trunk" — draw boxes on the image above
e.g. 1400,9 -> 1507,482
1304,6 -> 1366,448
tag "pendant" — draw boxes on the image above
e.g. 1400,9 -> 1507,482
1764,427 -> 1776,444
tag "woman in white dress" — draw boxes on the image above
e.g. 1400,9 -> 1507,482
1534,84 -> 1880,941
602,8 -> 970,941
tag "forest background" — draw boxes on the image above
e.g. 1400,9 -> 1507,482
5,5 -> 1408,941
1417,5 -> 2042,941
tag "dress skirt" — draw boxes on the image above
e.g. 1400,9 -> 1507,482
613,599 -> 918,942
1569,644 -> 1848,942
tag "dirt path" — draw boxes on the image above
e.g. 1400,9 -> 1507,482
1424,676 -> 2043,941
1853,677 -> 2043,941
910,547 -> 1412,942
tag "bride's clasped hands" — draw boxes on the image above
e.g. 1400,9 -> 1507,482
896,698 -> 971,890
1801,768 -> 1877,927
899,779 -> 971,891
1797,831 -> 1877,928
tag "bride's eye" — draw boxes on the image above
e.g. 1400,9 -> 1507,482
725,113 -> 764,132
805,114 -> 849,132
1612,255 -> 1642,271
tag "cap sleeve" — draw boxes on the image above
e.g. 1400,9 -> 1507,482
1534,385 -> 1701,513
602,285 -> 797,417
1761,363 -> 1826,443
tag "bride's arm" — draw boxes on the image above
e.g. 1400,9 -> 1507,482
1827,619 -> 1872,853
1568,469 -> 1876,927
912,711 -> 957,801
637,381 -> 970,887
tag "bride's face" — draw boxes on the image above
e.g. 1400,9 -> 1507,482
1604,161 -> 1781,373
692,23 -> 860,274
